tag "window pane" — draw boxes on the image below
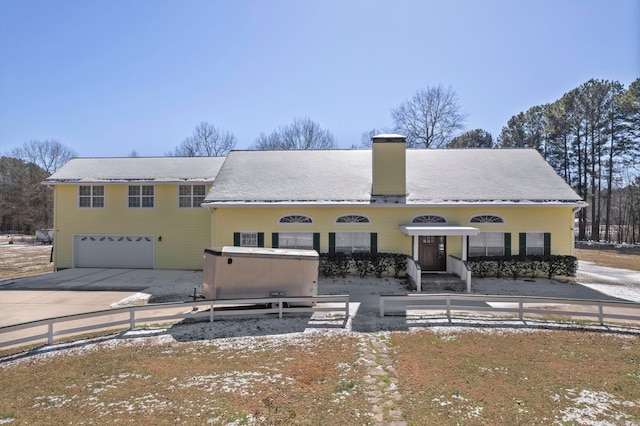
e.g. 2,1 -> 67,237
142,196 -> 154,208
142,186 -> 154,196
193,196 -> 205,206
487,246 -> 504,256
79,197 -> 91,208
527,247 -> 544,255
92,197 -> 104,208
179,197 -> 191,208
193,185 -> 206,196
279,232 -> 313,249
129,197 -> 140,208
469,247 -> 486,257
336,232 -> 370,253
336,215 -> 369,224
79,186 -> 91,196
93,186 -> 104,196
179,185 -> 191,196
241,233 -> 257,247
129,186 -> 140,196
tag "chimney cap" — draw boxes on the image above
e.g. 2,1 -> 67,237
371,134 -> 406,143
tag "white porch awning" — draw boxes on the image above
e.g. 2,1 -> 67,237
399,225 -> 480,236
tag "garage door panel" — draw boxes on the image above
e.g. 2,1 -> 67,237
74,235 -> 154,268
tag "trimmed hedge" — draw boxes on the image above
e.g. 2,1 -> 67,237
467,255 -> 577,280
319,252 -> 407,279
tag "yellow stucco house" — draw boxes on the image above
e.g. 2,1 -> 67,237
45,134 -> 585,274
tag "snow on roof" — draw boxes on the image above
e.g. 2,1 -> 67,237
203,149 -> 584,205
45,157 -> 226,183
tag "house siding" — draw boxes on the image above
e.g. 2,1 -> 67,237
211,205 -> 576,260
53,183 -> 211,270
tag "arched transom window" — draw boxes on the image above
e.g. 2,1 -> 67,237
279,214 -> 313,224
336,214 -> 370,224
469,214 -> 505,224
411,215 -> 447,224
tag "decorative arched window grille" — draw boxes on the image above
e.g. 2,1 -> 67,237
411,215 -> 447,224
279,214 -> 313,224
469,214 -> 505,224
335,214 -> 370,224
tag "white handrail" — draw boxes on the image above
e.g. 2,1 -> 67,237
0,295 -> 350,349
379,293 -> 640,326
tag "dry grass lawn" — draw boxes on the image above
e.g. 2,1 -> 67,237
391,330 -> 640,425
0,243 -> 53,281
575,248 -> 640,271
1,334 -> 369,424
1,330 -> 638,424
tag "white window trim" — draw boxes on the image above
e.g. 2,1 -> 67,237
78,185 -> 106,209
178,184 -> 207,209
468,214 -> 505,225
128,184 -> 155,209
334,214 -> 371,225
410,214 -> 448,224
277,214 -> 314,225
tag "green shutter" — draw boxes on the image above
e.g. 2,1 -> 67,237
544,233 -> 551,256
272,233 -> 279,248
504,233 -> 511,256
257,232 -> 264,248
519,233 -> 526,255
233,232 -> 240,247
329,232 -> 336,254
313,233 -> 320,252
370,233 -> 378,254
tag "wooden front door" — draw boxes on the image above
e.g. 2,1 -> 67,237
418,236 -> 446,271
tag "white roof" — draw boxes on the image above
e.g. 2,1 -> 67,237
203,149 -> 584,206
45,157 -> 226,183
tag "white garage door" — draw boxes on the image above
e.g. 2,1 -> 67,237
74,235 -> 154,268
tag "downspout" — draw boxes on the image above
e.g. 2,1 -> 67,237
208,207 -> 216,248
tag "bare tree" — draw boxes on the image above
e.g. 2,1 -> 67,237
11,139 -> 77,173
252,117 -> 336,150
391,85 -> 467,148
357,128 -> 387,149
171,122 -> 237,156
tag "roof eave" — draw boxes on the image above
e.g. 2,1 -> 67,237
201,200 -> 588,208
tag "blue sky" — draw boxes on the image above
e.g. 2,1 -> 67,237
1,0 -> 638,157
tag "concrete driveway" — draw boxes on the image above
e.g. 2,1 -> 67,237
0,269 -> 202,327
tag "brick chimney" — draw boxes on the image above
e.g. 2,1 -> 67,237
371,134 -> 407,196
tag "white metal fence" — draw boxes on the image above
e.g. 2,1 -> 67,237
0,295 -> 350,349
379,293 -> 640,326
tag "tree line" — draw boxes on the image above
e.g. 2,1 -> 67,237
2,79 -> 638,242
497,79 -> 640,244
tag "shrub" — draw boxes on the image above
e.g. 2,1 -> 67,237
318,253 -> 407,278
467,255 -> 577,280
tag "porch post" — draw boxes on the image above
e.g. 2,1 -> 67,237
413,236 -> 419,262
462,235 -> 468,261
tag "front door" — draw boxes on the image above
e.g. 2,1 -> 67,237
418,236 -> 446,271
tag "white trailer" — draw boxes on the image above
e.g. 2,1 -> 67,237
202,246 -> 319,301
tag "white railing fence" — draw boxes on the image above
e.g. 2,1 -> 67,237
405,256 -> 422,291
0,295 -> 350,350
448,255 -> 472,292
380,293 -> 640,326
